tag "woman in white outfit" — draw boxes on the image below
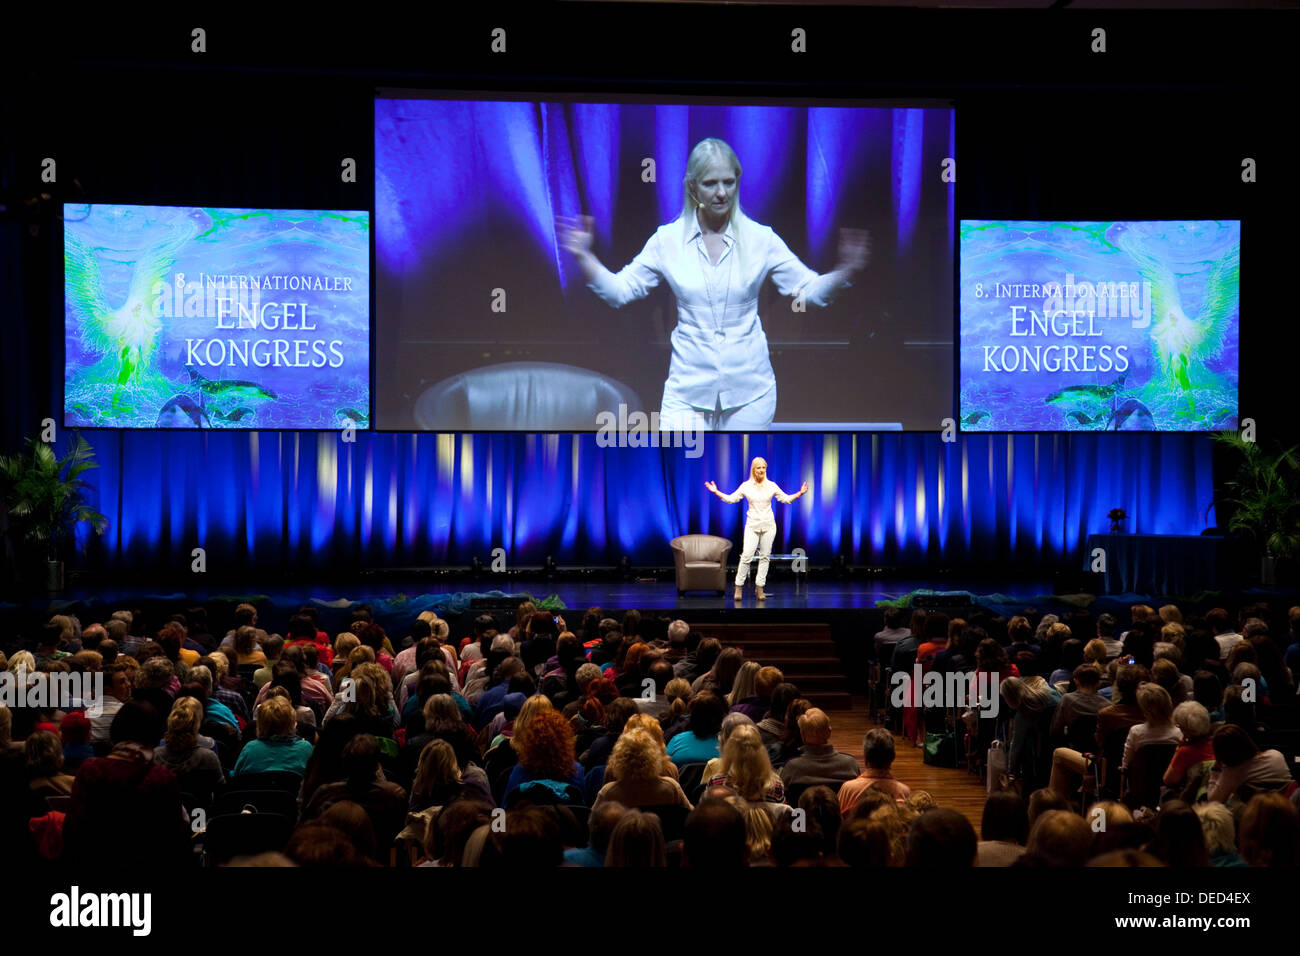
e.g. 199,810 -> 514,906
558,137 -> 869,431
706,456 -> 808,602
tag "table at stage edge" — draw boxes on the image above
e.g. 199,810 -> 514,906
1083,533 -> 1248,596
737,553 -> 808,593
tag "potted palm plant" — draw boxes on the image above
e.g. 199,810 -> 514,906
1211,431 -> 1300,587
0,433 -> 108,592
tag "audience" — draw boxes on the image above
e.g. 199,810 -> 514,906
2,597 -> 1297,873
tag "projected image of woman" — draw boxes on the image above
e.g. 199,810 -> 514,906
558,137 -> 869,431
706,456 -> 808,602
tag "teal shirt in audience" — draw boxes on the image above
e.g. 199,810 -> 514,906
232,735 -> 314,777
666,731 -> 720,766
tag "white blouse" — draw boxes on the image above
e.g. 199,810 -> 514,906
718,478 -> 796,528
586,213 -> 850,410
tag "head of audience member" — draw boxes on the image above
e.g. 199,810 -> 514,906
1172,700 -> 1212,745
1238,793 -> 1300,867
686,691 -> 728,741
605,809 -> 667,867
718,723 -> 775,802
1136,682 -> 1174,729
1026,810 -> 1093,866
683,798 -> 748,868
797,708 -> 833,749
1027,787 -> 1072,826
838,817 -> 893,866
906,808 -> 977,867
1194,802 -> 1239,863
862,727 -> 896,773
982,791 -> 1029,846
1112,663 -> 1149,707
1146,800 -> 1208,867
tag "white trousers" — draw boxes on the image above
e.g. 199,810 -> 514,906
660,384 -> 777,432
735,521 -> 776,587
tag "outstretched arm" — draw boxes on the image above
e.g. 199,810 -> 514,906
705,480 -> 746,503
557,214 -> 661,308
773,481 -> 810,505
768,227 -> 871,308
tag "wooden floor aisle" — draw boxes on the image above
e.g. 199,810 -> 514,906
825,697 -> 989,831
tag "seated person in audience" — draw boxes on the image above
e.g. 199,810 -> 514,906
302,734 -> 408,852
701,712 -> 755,783
232,625 -> 268,669
1194,800 -> 1245,867
592,727 -> 693,811
503,709 -> 584,799
838,816 -> 893,866
1121,683 -> 1182,772
705,723 -> 785,806
25,731 -> 76,797
581,696 -> 640,770
777,708 -> 860,789
59,712 -> 93,774
1207,607 -> 1243,661
732,665 -> 783,722
408,739 -> 493,811
233,695 -> 314,777
873,607 -> 910,661
839,728 -> 912,816
682,797 -> 748,868
756,683 -> 800,748
637,660 -> 675,719
917,617 -> 960,669
152,697 -> 224,805
1006,615 -> 1041,676
1048,638 -> 1083,688
906,808 -> 978,867
1150,656 -> 1190,706
1021,809 -> 1093,867
250,634 -> 282,689
1237,792 -> 1300,867
665,691 -> 728,766
1163,699 -> 1215,791
1048,663 -> 1147,799
62,701 -> 190,868
976,791 -> 1028,867
1049,664 -> 1108,741
1001,676 -> 1061,782
1146,799 -> 1207,867
564,801 -> 629,868
86,661 -> 133,744
1206,724 -> 1291,805
1096,613 -> 1123,660
608,713 -> 679,781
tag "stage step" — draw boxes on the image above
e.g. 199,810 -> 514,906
687,621 -> 852,711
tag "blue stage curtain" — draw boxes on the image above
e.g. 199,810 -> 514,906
72,431 -> 1213,571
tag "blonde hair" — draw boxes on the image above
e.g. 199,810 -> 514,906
7,651 -> 35,673
1136,683 -> 1174,726
1194,801 -> 1237,857
743,804 -> 773,864
411,739 -> 462,806
608,727 -> 664,785
728,660 -> 761,706
165,696 -> 203,751
624,712 -> 666,749
717,723 -> 774,802
510,695 -> 554,752
256,695 -> 296,738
